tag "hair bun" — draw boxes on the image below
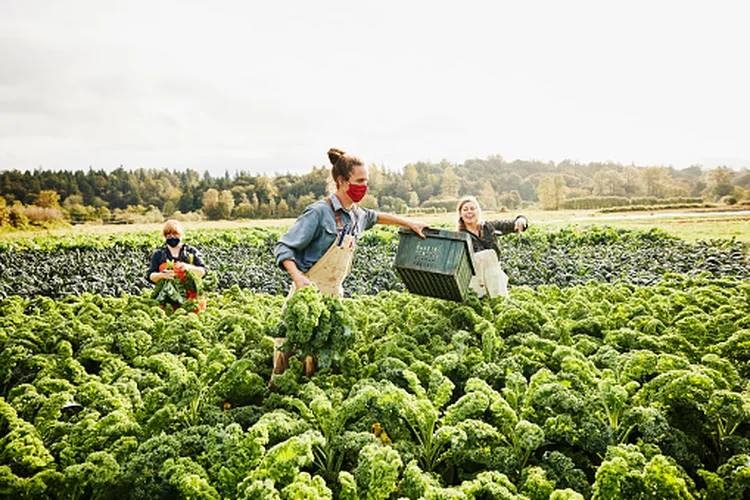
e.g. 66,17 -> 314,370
327,148 -> 346,166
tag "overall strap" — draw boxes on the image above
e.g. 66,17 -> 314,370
325,197 -> 343,231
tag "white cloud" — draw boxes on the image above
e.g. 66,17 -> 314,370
1,0 -> 749,174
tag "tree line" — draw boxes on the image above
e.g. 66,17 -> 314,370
1,156 -> 748,226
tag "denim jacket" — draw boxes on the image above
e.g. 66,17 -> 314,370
274,194 -> 379,272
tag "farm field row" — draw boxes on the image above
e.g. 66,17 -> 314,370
1,226 -> 748,300
2,275 -> 750,498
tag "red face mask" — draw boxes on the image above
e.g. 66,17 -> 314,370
346,183 -> 368,203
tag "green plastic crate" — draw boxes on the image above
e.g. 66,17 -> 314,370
394,227 -> 475,301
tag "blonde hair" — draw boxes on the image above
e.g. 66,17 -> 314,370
456,196 -> 482,231
161,220 -> 184,238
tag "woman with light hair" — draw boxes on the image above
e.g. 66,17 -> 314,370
147,219 -> 207,283
456,196 -> 528,298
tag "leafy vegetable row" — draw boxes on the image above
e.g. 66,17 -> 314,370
2,275 -> 750,498
0,227 -> 285,253
1,226 -> 747,300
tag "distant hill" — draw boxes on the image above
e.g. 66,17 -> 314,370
1,157 -> 747,224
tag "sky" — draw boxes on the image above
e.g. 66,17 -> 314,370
1,0 -> 749,175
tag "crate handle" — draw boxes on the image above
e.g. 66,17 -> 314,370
399,226 -> 439,236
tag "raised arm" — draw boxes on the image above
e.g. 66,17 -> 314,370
488,215 -> 528,236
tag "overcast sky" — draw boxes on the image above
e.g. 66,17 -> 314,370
1,0 -> 749,175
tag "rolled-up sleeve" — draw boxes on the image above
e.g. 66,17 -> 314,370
488,219 -> 516,235
489,215 -> 528,235
147,249 -> 163,280
274,205 -> 322,268
361,208 -> 380,231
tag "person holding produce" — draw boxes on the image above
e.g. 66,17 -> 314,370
147,220 -> 208,311
148,220 -> 207,282
456,196 -> 528,299
271,147 -> 429,385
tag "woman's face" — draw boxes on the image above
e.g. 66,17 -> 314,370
460,201 -> 479,224
347,164 -> 369,186
164,230 -> 183,246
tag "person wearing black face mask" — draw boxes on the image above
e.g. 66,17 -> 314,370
147,219 -> 207,283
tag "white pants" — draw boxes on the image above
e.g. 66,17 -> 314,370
470,249 -> 509,298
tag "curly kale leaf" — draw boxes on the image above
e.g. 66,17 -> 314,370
278,287 -> 355,369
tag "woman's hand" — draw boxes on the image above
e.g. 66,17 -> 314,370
282,259 -> 311,290
514,217 -> 528,232
173,262 -> 206,277
408,220 -> 430,238
150,270 -> 174,283
375,213 -> 429,238
293,273 -> 313,290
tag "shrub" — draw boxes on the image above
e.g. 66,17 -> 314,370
171,210 -> 204,222
422,198 -> 460,212
112,205 -> 164,224
24,206 -> 65,224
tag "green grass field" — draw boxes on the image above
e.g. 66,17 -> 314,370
1,206 -> 748,242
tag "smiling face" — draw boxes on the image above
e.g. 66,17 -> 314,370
459,200 -> 480,225
456,196 -> 484,232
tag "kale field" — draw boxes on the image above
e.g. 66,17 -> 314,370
2,226 -> 750,499
1,226 -> 748,300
